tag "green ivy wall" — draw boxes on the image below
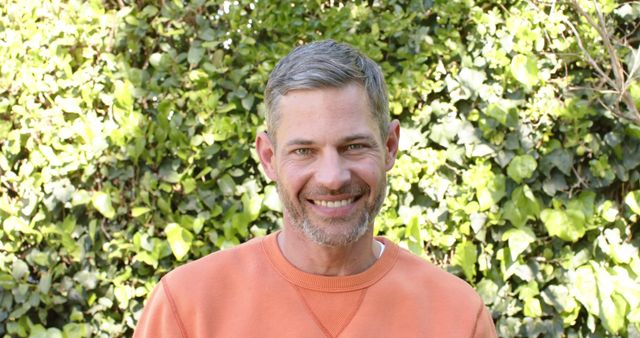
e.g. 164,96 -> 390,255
1,0 -> 639,337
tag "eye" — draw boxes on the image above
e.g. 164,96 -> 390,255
345,144 -> 364,151
293,148 -> 311,156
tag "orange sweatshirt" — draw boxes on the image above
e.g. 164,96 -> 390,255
134,232 -> 497,338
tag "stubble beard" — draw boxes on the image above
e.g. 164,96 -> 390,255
277,177 -> 387,247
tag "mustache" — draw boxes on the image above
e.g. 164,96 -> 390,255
300,184 -> 369,197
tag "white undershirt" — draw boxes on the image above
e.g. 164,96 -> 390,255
376,240 -> 386,258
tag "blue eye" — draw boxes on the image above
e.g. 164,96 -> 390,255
346,144 -> 364,150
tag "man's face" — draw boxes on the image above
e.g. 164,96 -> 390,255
257,83 -> 399,247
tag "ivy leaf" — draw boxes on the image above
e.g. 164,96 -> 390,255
149,52 -> 168,69
114,284 -> 135,310
131,207 -> 151,217
542,172 -> 568,196
573,264 -> 599,315
503,185 -> 541,227
452,240 -> 477,280
523,297 -> 543,318
63,323 -> 89,338
12,259 -> 29,280
590,264 -> 629,334
429,123 -> 451,147
241,95 -> 255,110
507,155 -> 537,183
486,103 -> 508,126
541,284 -> 578,313
624,190 -> 640,214
540,209 -> 586,242
429,116 -> 462,147
241,192 -> 263,222
182,177 -> 197,194
629,307 -> 640,324
404,214 -> 422,253
159,161 -> 182,183
630,80 -> 640,108
71,189 -> 91,206
600,292 -> 627,334
457,67 -> 486,96
0,273 -> 14,290
540,148 -> 574,176
56,97 -> 82,114
140,4 -> 159,17
73,270 -> 97,290
567,191 -> 595,219
469,213 -> 487,234
511,54 -> 539,88
91,192 -> 115,219
502,226 -> 536,261
218,174 -> 235,196
477,173 -> 506,211
133,251 -> 158,268
263,185 -> 282,212
38,272 -> 52,294
599,201 -> 619,223
188,45 -> 205,65
165,223 -> 193,261
476,278 -> 499,305
114,80 -> 134,110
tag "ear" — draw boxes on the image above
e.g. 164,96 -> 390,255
384,120 -> 400,171
256,131 -> 278,181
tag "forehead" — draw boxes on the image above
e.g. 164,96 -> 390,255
274,84 -> 379,144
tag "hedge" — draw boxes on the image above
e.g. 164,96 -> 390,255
1,0 -> 639,337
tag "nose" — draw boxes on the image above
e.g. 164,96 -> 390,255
314,148 -> 351,191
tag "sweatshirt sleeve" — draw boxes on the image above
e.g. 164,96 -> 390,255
133,279 -> 187,338
472,305 -> 498,338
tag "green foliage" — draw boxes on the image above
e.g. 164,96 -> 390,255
510,54 -> 539,89
1,0 -> 639,337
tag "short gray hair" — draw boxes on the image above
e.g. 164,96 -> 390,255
264,40 -> 390,142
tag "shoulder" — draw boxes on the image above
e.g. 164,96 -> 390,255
377,238 -> 496,335
134,235 -> 276,337
379,237 -> 485,305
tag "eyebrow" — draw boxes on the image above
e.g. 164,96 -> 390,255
285,139 -> 314,147
342,134 -> 378,145
284,134 -> 378,147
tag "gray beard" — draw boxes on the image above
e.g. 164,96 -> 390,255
300,211 -> 370,247
278,180 -> 387,247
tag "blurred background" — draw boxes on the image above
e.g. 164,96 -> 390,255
0,0 -> 639,336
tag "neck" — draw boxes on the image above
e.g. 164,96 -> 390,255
277,227 -> 380,276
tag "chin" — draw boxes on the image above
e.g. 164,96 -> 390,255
300,215 -> 370,247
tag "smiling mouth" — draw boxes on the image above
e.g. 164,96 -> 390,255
312,198 -> 356,208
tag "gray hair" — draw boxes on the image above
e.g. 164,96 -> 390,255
264,40 -> 390,142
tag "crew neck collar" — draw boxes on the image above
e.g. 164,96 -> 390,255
261,231 -> 399,292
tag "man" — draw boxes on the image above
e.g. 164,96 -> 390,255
134,40 -> 498,337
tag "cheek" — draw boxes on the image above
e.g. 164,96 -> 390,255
278,163 -> 311,194
352,161 -> 384,186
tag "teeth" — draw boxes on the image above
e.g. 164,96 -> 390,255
313,198 -> 354,208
